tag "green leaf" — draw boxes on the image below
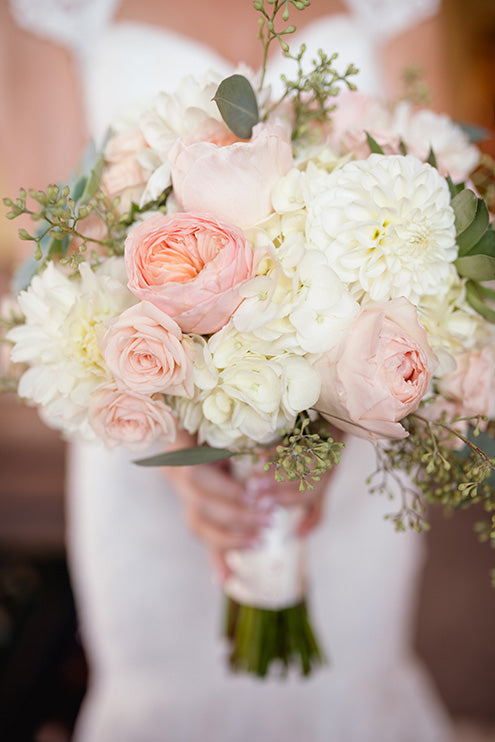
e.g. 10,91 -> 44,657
134,446 -> 236,467
463,226 -> 495,258
213,75 -> 259,140
455,196 -> 489,256
81,155 -> 104,203
72,174 -> 88,203
458,121 -> 489,143
427,147 -> 438,169
451,189 -> 477,236
446,174 -> 465,199
465,280 -> 495,323
455,254 -> 495,281
399,139 -> 408,156
365,132 -> 384,155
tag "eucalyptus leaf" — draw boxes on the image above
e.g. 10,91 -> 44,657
463,227 -> 495,258
134,446 -> 236,467
12,253 -> 41,293
455,254 -> 495,281
213,75 -> 259,139
446,174 -> 464,199
456,197 -> 489,256
458,121 -> 490,143
465,280 -> 495,323
365,132 -> 384,155
475,282 -> 495,301
81,154 -> 104,203
72,174 -> 88,203
451,189 -> 477,236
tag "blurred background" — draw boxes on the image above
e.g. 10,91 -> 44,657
0,0 -> 495,739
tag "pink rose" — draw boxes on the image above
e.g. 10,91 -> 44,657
101,301 -> 194,396
330,91 -> 400,158
169,119 -> 293,226
88,385 -> 176,450
102,128 -> 149,215
314,297 -> 438,441
124,212 -> 257,334
437,347 -> 494,420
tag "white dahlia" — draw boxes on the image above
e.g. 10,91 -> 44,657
7,259 -> 135,439
305,154 -> 458,304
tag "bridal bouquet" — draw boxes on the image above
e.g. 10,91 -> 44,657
2,0 -> 495,677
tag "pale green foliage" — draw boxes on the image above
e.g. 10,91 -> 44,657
398,64 -> 431,106
369,412 -> 495,541
4,174 -> 171,280
253,0 -> 358,140
276,46 -> 358,140
264,414 -> 345,491
254,0 -> 311,89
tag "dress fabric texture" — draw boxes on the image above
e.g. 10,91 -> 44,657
10,1 -> 450,740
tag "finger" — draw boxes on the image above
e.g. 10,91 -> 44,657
188,463 -> 245,501
209,547 -> 231,584
184,492 -> 275,531
184,504 -> 261,552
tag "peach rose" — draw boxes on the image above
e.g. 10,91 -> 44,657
124,212 -> 257,334
168,119 -> 293,227
314,297 -> 438,441
101,301 -> 194,396
88,385 -> 176,450
102,128 -> 149,215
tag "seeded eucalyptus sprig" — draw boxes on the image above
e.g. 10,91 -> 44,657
3,154 -> 125,281
254,0 -> 310,90
4,168 -> 171,288
214,1 -> 358,142
264,414 -> 345,491
254,0 -> 359,139
273,46 -> 358,140
369,412 -> 495,540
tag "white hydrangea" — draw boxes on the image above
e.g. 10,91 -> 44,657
7,259 -> 135,439
235,223 -> 359,356
172,320 -> 321,449
305,154 -> 458,304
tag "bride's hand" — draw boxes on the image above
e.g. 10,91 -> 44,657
161,431 -> 333,580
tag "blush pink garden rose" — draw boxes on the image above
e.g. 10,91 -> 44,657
328,91 -> 401,158
124,212 -> 257,334
101,127 -> 150,215
168,119 -> 293,227
101,301 -> 194,396
88,385 -> 176,450
427,347 -> 495,440
314,297 -> 438,441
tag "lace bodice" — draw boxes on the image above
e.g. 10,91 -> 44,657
9,0 -> 440,57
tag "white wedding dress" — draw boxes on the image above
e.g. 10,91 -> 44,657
10,1 -> 452,740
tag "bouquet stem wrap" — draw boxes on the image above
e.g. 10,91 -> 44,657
223,457 -> 325,677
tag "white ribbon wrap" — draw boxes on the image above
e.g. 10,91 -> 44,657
224,457 -> 307,610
